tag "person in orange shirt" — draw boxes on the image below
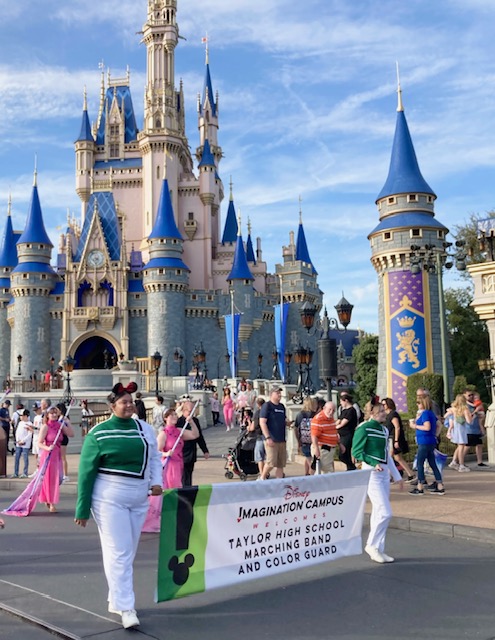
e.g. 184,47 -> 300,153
310,401 -> 339,473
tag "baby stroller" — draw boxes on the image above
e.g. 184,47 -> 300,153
223,428 -> 259,481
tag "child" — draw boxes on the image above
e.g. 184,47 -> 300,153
142,408 -> 199,533
12,409 -> 33,478
210,392 -> 221,425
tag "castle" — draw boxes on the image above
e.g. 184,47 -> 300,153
0,0 -> 326,387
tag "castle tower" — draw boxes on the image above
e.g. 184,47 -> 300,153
139,0 -> 194,239
143,176 -> 190,367
75,88 -> 95,218
369,81 -> 451,410
197,41 -> 221,164
10,172 -> 57,377
0,196 -> 18,382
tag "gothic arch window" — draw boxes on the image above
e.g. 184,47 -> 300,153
99,280 -> 114,307
78,281 -> 93,307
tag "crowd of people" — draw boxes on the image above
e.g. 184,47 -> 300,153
1,378 -> 489,628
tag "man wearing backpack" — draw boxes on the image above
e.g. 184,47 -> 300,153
295,397 -> 316,475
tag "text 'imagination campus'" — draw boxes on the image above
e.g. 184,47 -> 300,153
237,494 -> 344,522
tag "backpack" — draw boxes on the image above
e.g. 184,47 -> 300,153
299,415 -> 312,445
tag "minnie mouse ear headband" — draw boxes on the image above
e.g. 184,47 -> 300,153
370,393 -> 380,408
108,381 -> 138,403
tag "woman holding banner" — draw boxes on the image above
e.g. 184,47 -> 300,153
352,397 -> 403,564
74,382 -> 162,630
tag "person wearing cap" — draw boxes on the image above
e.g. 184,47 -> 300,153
75,382 -> 162,630
0,399 -> 12,455
11,409 -> 33,478
258,385 -> 288,480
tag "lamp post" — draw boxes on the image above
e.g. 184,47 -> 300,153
284,350 -> 292,384
17,354 -> 22,377
256,353 -> 263,379
173,347 -> 185,376
192,343 -> 206,390
298,297 -> 353,401
479,359 -> 495,398
271,345 -> 281,380
62,355 -> 76,405
151,350 -> 162,395
217,351 -> 230,378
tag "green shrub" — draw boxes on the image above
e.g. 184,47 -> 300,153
406,373 -> 444,415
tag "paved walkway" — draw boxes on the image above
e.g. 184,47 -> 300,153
1,424 -> 494,541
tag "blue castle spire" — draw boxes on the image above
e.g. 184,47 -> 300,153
200,43 -> 217,118
295,207 -> 317,274
76,88 -> 94,142
221,179 -> 238,244
198,138 -> 216,168
228,219 -> 254,281
0,197 -> 19,269
149,179 -> 182,240
17,172 -> 53,247
246,218 -> 256,264
376,88 -> 435,202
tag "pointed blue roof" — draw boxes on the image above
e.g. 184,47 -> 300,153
201,63 -> 217,117
96,84 -> 138,145
149,179 -> 182,240
246,233 -> 256,264
0,213 -> 18,267
296,222 -> 317,274
76,108 -> 94,143
198,138 -> 216,168
376,110 -> 435,202
75,192 -> 121,261
221,198 -> 238,244
17,184 -> 53,246
227,233 -> 254,281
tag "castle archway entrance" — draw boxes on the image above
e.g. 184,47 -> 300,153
73,336 -> 117,369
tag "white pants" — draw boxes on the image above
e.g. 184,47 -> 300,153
362,462 -> 392,552
286,427 -> 298,462
91,475 -> 149,611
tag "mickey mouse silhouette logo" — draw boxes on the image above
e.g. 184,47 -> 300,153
168,553 -> 195,585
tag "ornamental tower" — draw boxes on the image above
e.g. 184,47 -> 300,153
0,197 -> 17,382
368,81 -> 452,411
10,173 -> 57,376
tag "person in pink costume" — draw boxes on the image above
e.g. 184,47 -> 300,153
38,406 -> 74,512
142,408 -> 199,532
222,387 -> 235,431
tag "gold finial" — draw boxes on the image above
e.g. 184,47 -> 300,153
247,217 -> 252,235
83,85 -> 88,111
299,194 -> 303,224
33,154 -> 38,186
229,176 -> 234,201
396,61 -> 404,112
7,191 -> 12,216
237,209 -> 242,236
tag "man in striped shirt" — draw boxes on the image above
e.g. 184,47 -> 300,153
310,401 -> 339,473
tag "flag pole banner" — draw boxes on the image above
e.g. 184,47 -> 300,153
224,313 -> 241,378
274,302 -> 289,380
156,469 -> 371,602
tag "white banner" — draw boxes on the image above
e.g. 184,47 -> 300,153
157,469 -> 371,601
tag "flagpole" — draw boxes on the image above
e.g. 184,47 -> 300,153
230,287 -> 235,379
279,273 -> 283,380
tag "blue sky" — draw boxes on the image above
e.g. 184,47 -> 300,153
1,0 -> 494,333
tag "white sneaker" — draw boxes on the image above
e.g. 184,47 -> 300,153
380,552 -> 395,563
448,461 -> 459,469
458,465 -> 470,472
365,544 -> 386,563
62,475 -> 70,483
121,610 -> 140,629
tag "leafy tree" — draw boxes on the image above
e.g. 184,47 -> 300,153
444,287 -> 489,401
453,211 -> 495,273
352,334 -> 378,409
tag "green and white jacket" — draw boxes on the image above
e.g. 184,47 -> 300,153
351,419 -> 401,481
75,415 -> 162,519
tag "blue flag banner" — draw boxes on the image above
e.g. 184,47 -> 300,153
225,314 -> 241,378
274,303 -> 289,380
